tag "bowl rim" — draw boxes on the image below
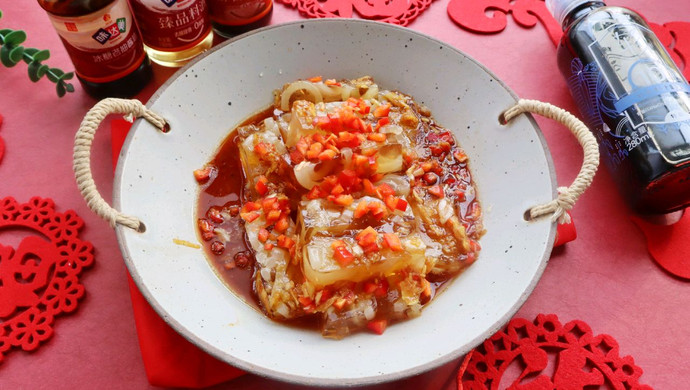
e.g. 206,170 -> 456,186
114,18 -> 557,387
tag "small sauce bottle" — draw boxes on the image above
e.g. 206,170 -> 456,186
129,0 -> 214,67
206,0 -> 273,39
547,0 -> 690,214
37,0 -> 153,98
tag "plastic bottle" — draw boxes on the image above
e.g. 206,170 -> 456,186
206,0 -> 273,38
547,0 -> 690,214
37,0 -> 153,98
129,0 -> 213,67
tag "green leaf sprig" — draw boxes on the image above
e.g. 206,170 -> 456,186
0,10 -> 75,97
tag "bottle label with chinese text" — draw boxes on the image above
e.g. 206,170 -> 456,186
46,0 -> 147,82
567,19 -> 690,170
130,0 -> 211,51
207,0 -> 272,26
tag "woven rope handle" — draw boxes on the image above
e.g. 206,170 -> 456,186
500,99 -> 600,224
73,98 -> 167,232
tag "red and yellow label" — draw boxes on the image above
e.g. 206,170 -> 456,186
47,0 -> 146,82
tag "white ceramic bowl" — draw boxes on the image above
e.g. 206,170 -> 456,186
114,19 -> 556,386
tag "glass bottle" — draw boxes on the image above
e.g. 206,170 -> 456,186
37,0 -> 153,98
206,0 -> 273,39
547,0 -> 690,214
129,0 -> 213,67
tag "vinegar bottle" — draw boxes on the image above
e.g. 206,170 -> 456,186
37,0 -> 153,99
129,0 -> 214,67
206,0 -> 273,38
547,0 -> 690,214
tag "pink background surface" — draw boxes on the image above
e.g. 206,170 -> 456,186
1,1 -> 689,388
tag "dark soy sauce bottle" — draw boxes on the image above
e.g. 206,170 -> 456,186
547,0 -> 690,214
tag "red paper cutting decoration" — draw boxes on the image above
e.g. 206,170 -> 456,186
447,0 -> 563,46
0,197 -> 94,363
458,314 -> 652,389
277,0 -> 434,26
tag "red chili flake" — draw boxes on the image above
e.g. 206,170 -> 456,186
368,202 -> 388,220
361,148 -> 378,157
422,172 -> 438,185
318,149 -> 337,161
338,169 -> 359,192
428,185 -> 444,198
316,288 -> 333,305
264,242 -> 274,251
367,319 -> 388,335
274,216 -> 289,233
331,183 -> 345,196
363,281 -> 379,294
258,228 -> 270,243
383,233 -> 403,252
438,131 -> 455,145
454,150 -> 468,163
373,103 -> 391,118
395,198 -> 408,212
362,179 -> 377,196
266,209 -> 281,222
356,226 -> 379,248
228,205 -> 240,217
193,167 -> 213,183
429,144 -> 444,157
440,142 -> 451,153
333,245 -> 355,266
255,175 -> 269,196
306,142 -> 324,160
210,241 -> 225,255
277,235 -> 296,250
298,296 -> 316,313
306,186 -> 323,200
242,201 -> 261,212
426,132 -> 440,143
375,117 -> 390,131
354,200 -> 369,218
370,173 -> 384,182
375,278 -> 389,297
308,76 -> 323,82
240,211 -> 261,223
333,194 -> 354,207
358,100 -> 370,114
367,133 -> 387,142
384,195 -> 399,211
262,197 -> 278,213
296,137 -> 310,155
375,183 -> 395,199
